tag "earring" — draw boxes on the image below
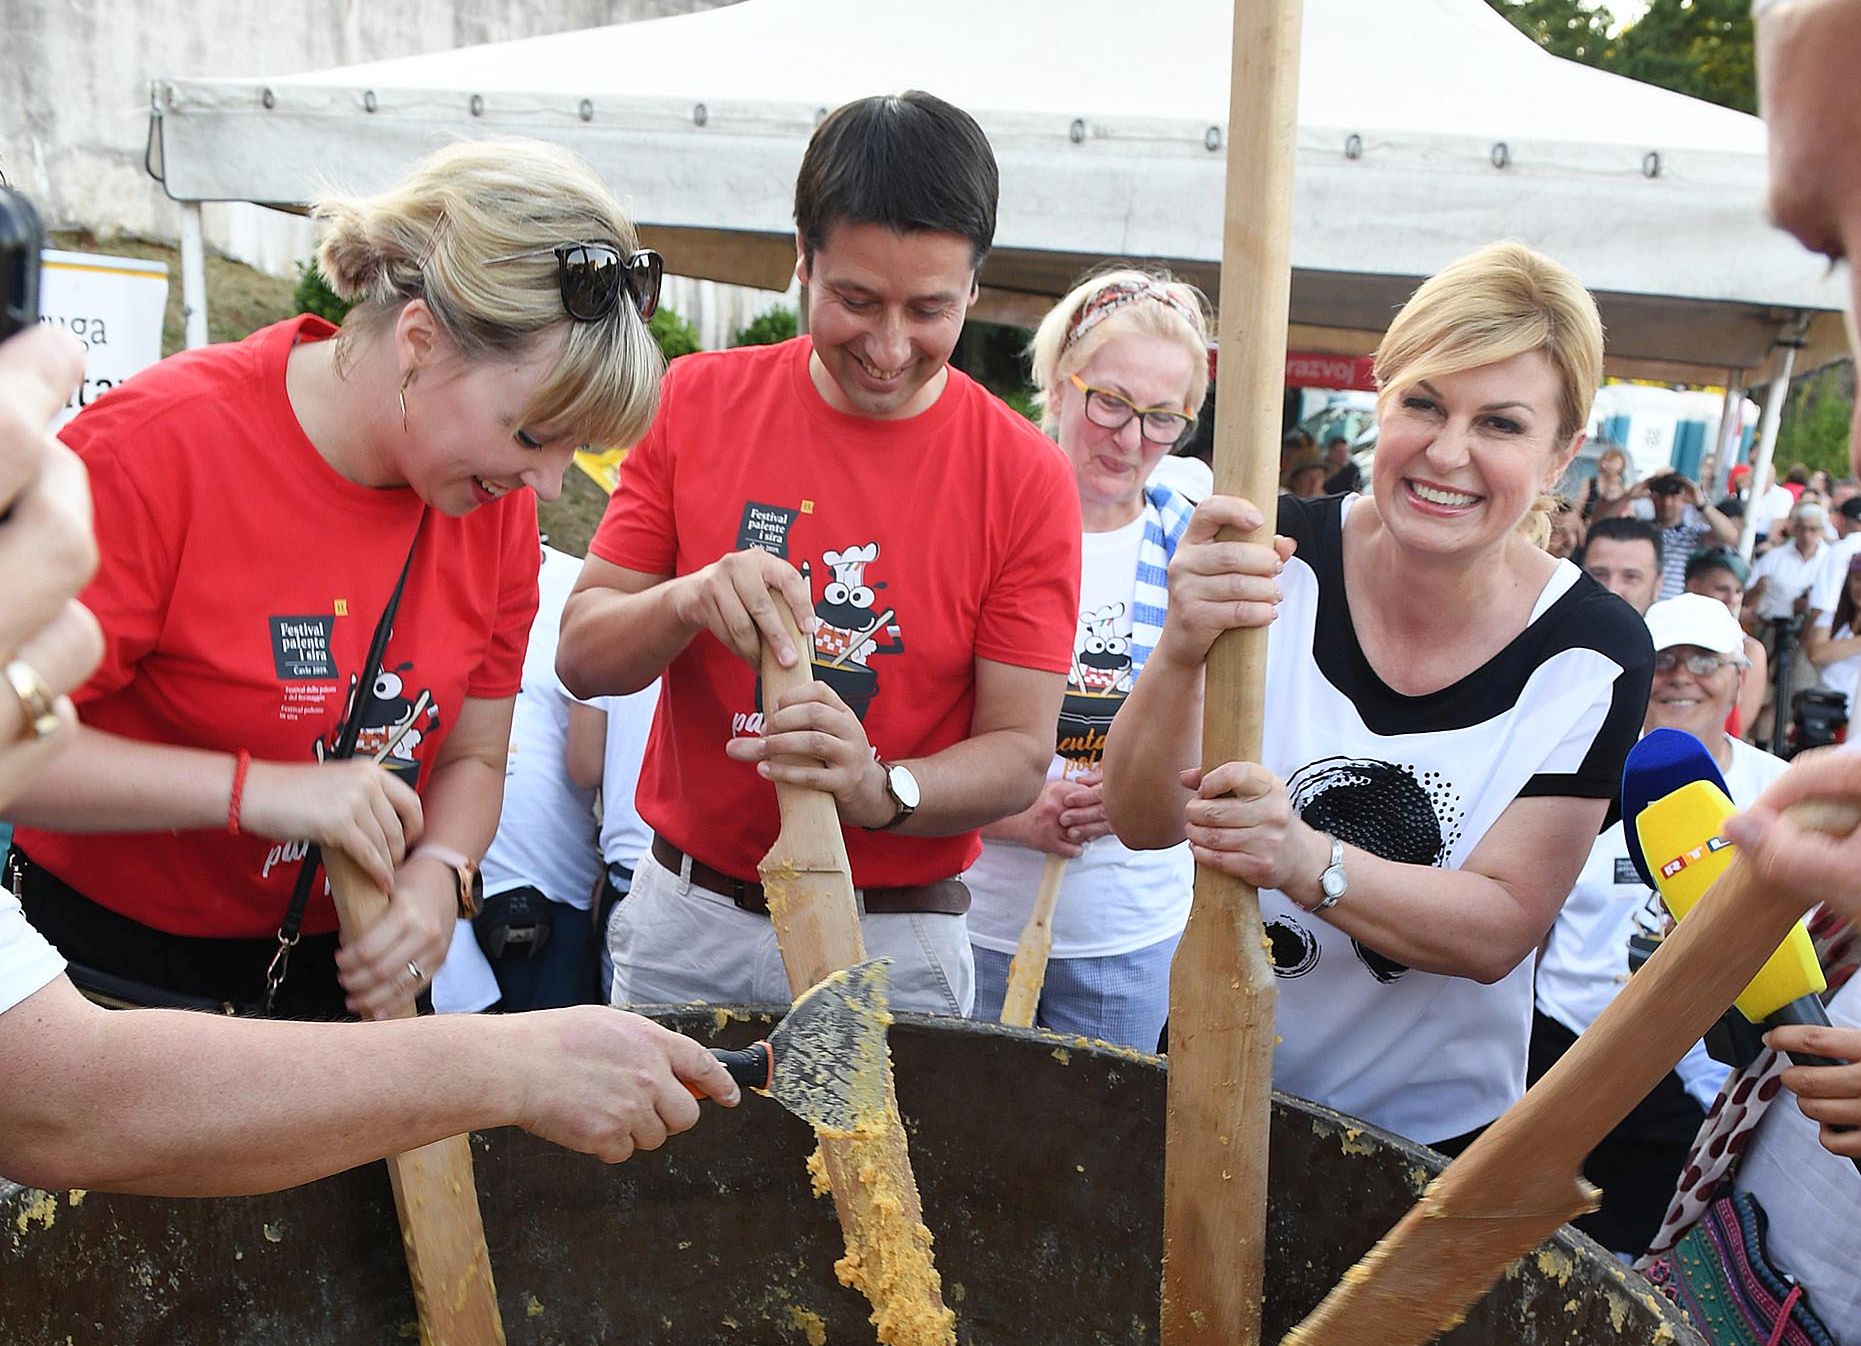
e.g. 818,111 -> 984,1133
399,367 -> 416,432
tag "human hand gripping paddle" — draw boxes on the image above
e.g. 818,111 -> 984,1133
326,846 -> 505,1346
1280,730 -> 1861,1346
754,597 -> 955,1346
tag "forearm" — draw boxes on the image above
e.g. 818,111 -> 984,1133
414,752 -> 506,863
1102,652 -> 1204,849
884,729 -> 1051,836
3,725 -> 235,832
558,580 -> 697,698
1703,506 -> 1739,546
1588,492 -> 1635,522
1284,846 -> 1552,983
1810,632 -> 1861,665
0,979 -> 524,1195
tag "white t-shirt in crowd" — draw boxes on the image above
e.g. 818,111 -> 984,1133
1749,483 -> 1799,540
967,513 -> 1193,961
436,543 -> 598,1014
1738,976 -> 1861,1346
596,680 -> 662,872
1806,532 -> 1861,617
1259,495 -> 1650,1145
480,544 -> 601,911
1750,539 -> 1827,620
0,887 -> 64,1015
1536,735 -> 1789,1109
1812,618 -> 1861,716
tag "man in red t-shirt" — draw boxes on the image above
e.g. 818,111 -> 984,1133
559,92 -> 1083,1013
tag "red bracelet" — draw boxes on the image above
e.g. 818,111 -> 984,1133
227,749 -> 252,835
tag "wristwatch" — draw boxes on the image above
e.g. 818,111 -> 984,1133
413,843 -> 484,919
873,760 -> 921,831
1311,834 -> 1347,915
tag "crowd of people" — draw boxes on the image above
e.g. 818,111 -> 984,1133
2,3 -> 1861,1341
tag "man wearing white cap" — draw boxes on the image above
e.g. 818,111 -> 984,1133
1533,593 -> 1787,1253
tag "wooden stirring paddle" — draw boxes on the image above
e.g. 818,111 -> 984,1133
1282,795 -> 1861,1346
1000,853 -> 1067,1028
1160,1 -> 1304,1343
756,600 -> 955,1346
326,848 -> 505,1346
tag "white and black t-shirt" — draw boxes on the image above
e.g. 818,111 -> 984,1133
1,887 -> 65,1015
1261,495 -> 1653,1144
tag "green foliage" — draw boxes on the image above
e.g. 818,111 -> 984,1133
292,261 -> 355,326
1486,0 -> 1754,113
1610,0 -> 1755,114
1776,363 -> 1856,480
649,305 -> 702,361
729,305 -> 799,347
1000,386 -> 1040,424
1488,0 -> 1616,62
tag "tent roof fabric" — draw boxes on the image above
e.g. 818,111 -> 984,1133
149,0 -> 1850,376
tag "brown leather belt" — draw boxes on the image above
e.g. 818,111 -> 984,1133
649,836 -> 969,916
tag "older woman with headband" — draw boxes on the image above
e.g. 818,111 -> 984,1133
964,270 -> 1206,1051
6,138 -> 664,1021
1104,242 -> 1654,1151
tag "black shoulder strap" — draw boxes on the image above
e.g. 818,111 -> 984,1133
264,509 -> 428,1012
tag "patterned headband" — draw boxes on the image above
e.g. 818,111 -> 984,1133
1062,279 -> 1202,353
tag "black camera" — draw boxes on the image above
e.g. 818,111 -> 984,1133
1647,475 -> 1687,496
473,886 -> 555,961
0,185 -> 43,342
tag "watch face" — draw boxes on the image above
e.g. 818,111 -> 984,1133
887,764 -> 921,809
1320,868 -> 1346,900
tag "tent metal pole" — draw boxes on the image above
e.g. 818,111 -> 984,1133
1738,334 -> 1802,562
1711,373 -> 1744,496
180,202 -> 208,349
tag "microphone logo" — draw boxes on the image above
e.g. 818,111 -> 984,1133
1656,834 -> 1732,881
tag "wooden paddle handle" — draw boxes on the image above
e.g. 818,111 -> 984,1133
1281,796 -> 1861,1346
754,597 -> 956,1346
1163,2 -> 1303,1344
326,848 -> 506,1346
1001,853 -> 1068,1028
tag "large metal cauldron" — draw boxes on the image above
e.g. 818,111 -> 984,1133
2,1010 -> 1701,1345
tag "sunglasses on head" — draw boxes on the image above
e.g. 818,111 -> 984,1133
488,242 -> 662,323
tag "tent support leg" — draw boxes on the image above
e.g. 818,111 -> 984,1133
1710,373 -> 1744,497
180,202 -> 208,349
1738,333 -> 1802,561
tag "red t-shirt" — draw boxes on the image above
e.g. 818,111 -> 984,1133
591,337 -> 1081,887
14,316 -> 540,938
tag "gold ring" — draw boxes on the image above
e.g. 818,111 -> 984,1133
3,659 -> 61,741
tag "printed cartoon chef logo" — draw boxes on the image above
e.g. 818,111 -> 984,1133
1073,603 -> 1133,696
315,662 -> 439,785
803,542 -> 905,722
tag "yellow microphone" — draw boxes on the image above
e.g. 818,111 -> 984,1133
1634,777 -> 1827,1023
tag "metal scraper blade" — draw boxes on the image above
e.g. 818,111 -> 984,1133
764,957 -> 894,1134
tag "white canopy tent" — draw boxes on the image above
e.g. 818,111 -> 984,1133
148,0 -> 1848,384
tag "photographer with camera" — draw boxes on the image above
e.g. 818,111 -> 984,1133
0,322 -> 737,1195
1590,467 -> 1740,601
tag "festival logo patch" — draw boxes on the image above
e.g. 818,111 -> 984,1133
1271,756 -> 1464,985
315,662 -> 439,786
1055,603 -> 1134,773
801,543 -> 904,721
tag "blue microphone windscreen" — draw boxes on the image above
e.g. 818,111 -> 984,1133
1620,728 -> 1729,888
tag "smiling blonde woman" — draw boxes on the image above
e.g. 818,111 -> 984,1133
1103,242 -> 1654,1150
